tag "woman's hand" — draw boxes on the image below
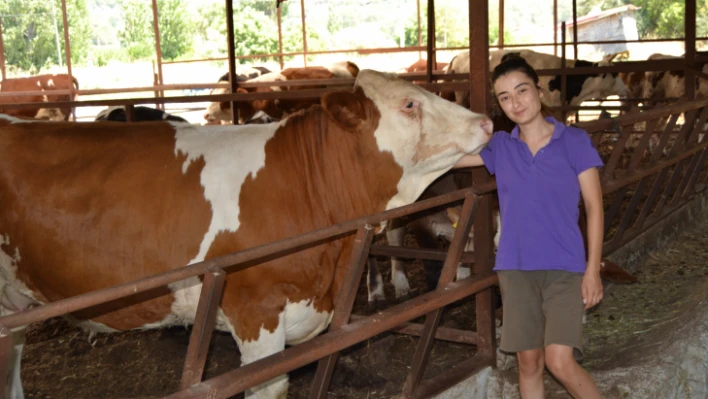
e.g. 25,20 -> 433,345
582,269 -> 603,310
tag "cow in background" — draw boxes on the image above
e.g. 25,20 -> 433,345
0,69 -> 492,399
446,49 -> 628,112
0,74 -> 79,120
203,61 -> 359,125
95,106 -> 188,123
216,66 -> 272,84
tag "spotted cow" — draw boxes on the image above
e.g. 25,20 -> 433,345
0,69 -> 492,399
0,74 -> 79,120
204,62 -> 359,125
445,49 -> 628,110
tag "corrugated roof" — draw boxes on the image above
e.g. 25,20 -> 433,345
558,4 -> 641,29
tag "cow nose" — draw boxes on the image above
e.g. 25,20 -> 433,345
480,118 -> 494,137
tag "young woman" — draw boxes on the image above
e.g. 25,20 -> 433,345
455,57 -> 604,399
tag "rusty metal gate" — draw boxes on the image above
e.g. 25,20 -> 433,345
0,97 -> 706,399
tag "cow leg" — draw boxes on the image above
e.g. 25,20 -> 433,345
3,327 -> 26,399
236,312 -> 288,399
367,256 -> 385,303
386,227 -> 411,298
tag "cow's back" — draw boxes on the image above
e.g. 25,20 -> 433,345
0,121 -> 213,328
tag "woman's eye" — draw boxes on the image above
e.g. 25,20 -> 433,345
519,88 -> 527,94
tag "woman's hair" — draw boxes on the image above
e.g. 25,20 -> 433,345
491,54 -> 540,87
489,54 -> 556,122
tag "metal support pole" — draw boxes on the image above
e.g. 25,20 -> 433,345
468,0 -> 489,114
225,0 -> 239,125
416,0 -> 422,59
685,0 -> 696,100
277,6 -> 285,69
561,22 -> 568,121
426,0 -> 436,83
553,0 -> 558,56
60,0 -> 75,121
572,0 -> 578,60
0,18 -> 6,81
300,0 -> 308,66
151,0 -> 165,110
498,0 -> 504,49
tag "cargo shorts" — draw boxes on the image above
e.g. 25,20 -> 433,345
497,270 -> 585,356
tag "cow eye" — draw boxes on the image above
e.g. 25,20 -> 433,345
405,101 -> 414,109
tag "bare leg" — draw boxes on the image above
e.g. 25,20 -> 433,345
545,344 -> 601,399
517,348 -> 545,399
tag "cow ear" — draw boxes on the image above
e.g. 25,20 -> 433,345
236,88 -> 248,94
322,89 -> 369,133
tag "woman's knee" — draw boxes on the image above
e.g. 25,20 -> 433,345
544,344 -> 576,378
517,349 -> 545,376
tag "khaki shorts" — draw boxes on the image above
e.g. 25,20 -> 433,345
497,270 -> 585,355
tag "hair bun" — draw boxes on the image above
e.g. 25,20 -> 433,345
500,52 -> 527,63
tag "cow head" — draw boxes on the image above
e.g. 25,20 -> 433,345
203,73 -> 285,125
323,69 -> 492,209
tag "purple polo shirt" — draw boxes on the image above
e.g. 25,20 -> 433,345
480,117 -> 603,273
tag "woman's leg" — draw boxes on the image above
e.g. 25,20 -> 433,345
517,348 -> 545,399
545,344 -> 601,399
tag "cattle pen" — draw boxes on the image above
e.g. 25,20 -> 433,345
2,0 -> 708,398
1,96 -> 707,398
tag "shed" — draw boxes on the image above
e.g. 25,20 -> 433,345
559,4 -> 640,56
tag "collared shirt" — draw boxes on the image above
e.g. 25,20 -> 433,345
480,117 -> 603,273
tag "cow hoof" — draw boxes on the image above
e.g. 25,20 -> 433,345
368,287 -> 386,303
456,267 -> 471,281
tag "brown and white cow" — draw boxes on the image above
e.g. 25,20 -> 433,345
204,62 -> 359,125
0,74 -> 79,121
446,49 -> 628,110
641,53 -> 708,106
0,69 -> 492,399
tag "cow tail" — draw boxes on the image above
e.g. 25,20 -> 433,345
72,77 -> 79,90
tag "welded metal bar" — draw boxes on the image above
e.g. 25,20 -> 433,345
602,123 -> 630,180
165,273 -> 499,399
347,317 -> 479,345
277,6 -> 284,69
650,114 -> 680,163
0,18 -> 6,81
181,267 -> 226,389
603,143 -> 708,195
426,0 -> 435,84
309,225 -> 375,399
610,179 -> 648,243
572,0 -> 578,60
681,149 -> 708,198
409,354 -> 492,399
626,119 -> 660,172
59,0 -> 75,121
687,108 -> 708,146
604,186 -> 629,237
560,23 -> 567,119
653,158 -> 690,217
634,169 -> 669,230
669,109 -> 698,156
124,104 -> 136,122
472,193 -> 496,360
225,0 -> 239,125
673,152 -> 702,205
300,0 -> 308,66
369,245 -> 477,264
553,0 -> 557,56
403,194 -> 478,397
0,326 -> 12,398
499,0 -> 504,49
468,0 -> 490,114
151,0 -> 165,109
685,0 -> 696,100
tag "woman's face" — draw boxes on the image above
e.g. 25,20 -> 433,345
493,70 -> 544,125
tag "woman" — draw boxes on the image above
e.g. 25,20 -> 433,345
455,56 -> 604,399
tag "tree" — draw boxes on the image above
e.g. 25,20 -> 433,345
119,0 -> 154,60
0,0 -> 91,73
157,0 -> 194,61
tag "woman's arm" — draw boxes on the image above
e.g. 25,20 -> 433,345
579,167 -> 604,309
453,154 -> 485,169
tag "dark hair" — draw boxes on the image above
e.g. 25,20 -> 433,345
491,54 -> 540,87
490,54 -> 556,121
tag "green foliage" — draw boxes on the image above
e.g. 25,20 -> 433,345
0,0 -> 91,73
157,0 -> 193,60
119,0 -> 154,60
